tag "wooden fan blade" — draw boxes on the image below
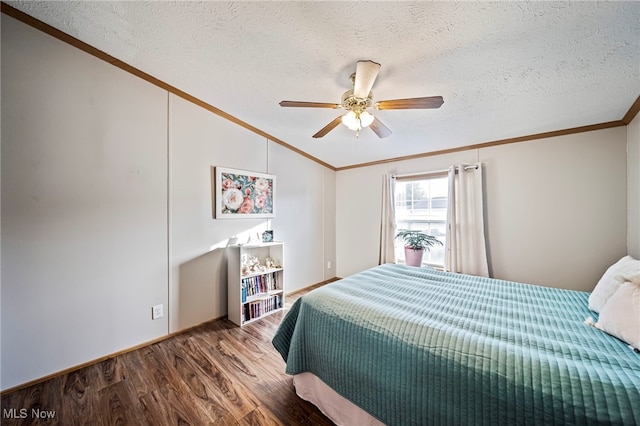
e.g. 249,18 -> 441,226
375,96 -> 444,110
279,101 -> 340,109
313,116 -> 343,138
369,117 -> 392,138
353,60 -> 381,98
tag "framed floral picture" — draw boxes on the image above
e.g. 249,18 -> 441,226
214,167 -> 276,218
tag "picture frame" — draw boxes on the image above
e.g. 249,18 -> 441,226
262,230 -> 274,243
214,167 -> 276,219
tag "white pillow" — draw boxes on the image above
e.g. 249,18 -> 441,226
595,277 -> 640,349
589,255 -> 640,313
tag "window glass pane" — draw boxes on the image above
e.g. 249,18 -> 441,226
394,176 -> 448,268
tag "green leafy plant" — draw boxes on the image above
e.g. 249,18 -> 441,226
395,229 -> 443,251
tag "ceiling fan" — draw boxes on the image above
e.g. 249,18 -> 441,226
279,60 -> 444,139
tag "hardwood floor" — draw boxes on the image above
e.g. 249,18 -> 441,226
1,287 -> 334,425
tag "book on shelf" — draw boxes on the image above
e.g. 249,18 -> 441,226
240,272 -> 279,299
242,294 -> 283,324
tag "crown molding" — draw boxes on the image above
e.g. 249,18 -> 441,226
335,119 -> 628,171
622,95 -> 640,125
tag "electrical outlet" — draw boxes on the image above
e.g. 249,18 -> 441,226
327,260 -> 332,269
152,304 -> 164,320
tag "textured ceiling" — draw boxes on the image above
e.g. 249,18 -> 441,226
6,1 -> 640,168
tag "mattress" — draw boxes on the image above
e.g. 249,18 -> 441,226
272,264 -> 640,425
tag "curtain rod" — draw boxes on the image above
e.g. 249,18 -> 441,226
391,164 -> 479,179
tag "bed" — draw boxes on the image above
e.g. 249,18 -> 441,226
272,264 -> 640,425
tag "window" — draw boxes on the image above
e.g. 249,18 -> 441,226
394,174 -> 448,267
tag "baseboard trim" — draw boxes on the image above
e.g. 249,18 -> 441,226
0,315 -> 225,396
1,276 -> 339,396
286,277 -> 340,296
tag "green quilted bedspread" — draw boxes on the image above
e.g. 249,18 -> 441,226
272,264 -> 640,425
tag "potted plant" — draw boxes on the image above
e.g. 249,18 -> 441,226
395,229 -> 443,267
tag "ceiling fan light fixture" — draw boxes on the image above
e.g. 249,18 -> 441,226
341,110 -> 361,130
342,110 -> 374,132
359,111 -> 374,128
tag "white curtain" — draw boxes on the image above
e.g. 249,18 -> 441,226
379,174 -> 397,264
445,163 -> 489,276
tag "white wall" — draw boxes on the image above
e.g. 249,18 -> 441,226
323,168 -> 337,279
628,114 -> 640,258
1,16 -> 169,389
482,128 -> 627,290
1,14 -> 335,390
269,142 -> 336,285
168,94 -> 269,332
336,163 -> 387,278
336,128 -> 628,291
168,96 -> 336,332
